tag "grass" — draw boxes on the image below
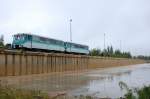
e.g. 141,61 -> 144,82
0,85 -> 49,99
119,81 -> 150,99
123,85 -> 150,99
0,81 -> 150,99
73,82 -> 150,99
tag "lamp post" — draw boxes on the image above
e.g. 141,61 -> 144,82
104,33 -> 106,57
120,40 -> 122,52
70,19 -> 72,42
104,33 -> 106,50
69,19 -> 72,52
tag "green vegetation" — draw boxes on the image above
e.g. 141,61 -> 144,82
119,81 -> 150,99
74,95 -> 93,99
0,35 -> 4,48
124,86 -> 150,99
133,55 -> 150,60
90,46 -> 132,58
73,82 -> 150,99
0,85 -> 49,99
90,46 -> 150,60
0,82 -> 150,99
0,42 -> 4,48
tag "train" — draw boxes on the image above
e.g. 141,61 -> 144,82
12,33 -> 89,54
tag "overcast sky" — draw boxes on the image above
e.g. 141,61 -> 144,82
0,0 -> 150,55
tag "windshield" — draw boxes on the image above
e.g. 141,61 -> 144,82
13,34 -> 25,41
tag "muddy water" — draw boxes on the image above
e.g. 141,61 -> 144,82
1,63 -> 150,98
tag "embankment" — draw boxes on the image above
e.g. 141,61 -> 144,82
89,56 -> 145,69
0,50 -> 146,76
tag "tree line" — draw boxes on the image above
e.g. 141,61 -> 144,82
133,55 -> 150,60
89,46 -> 132,58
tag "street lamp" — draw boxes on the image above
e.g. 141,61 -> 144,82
104,33 -> 106,57
69,19 -> 72,52
70,19 -> 72,42
104,33 -> 106,50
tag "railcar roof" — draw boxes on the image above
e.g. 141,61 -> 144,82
13,33 -> 89,47
66,42 -> 89,48
14,33 -> 64,42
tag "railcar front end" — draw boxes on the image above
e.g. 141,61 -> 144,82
12,33 -> 31,49
12,33 -> 65,52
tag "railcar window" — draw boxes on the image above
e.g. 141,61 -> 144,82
29,35 -> 64,46
56,41 -> 61,45
32,36 -> 39,41
28,35 -> 32,40
56,41 -> 62,45
14,35 -> 23,40
22,34 -> 26,40
14,36 -> 18,40
15,35 -> 20,40
48,39 -> 63,45
21,35 -> 25,40
39,37 -> 47,42
55,41 -> 58,45
49,39 -> 56,44
23,34 -> 27,40
73,43 -> 88,49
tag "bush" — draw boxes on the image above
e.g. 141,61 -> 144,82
119,81 -> 150,99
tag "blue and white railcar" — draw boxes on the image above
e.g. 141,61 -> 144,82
65,42 -> 89,54
12,33 -> 65,52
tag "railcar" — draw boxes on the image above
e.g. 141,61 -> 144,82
12,33 -> 89,54
12,33 -> 65,52
65,42 -> 89,54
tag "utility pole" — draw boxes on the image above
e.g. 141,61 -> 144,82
70,19 -> 72,42
104,33 -> 106,57
69,19 -> 72,52
104,33 -> 106,50
120,40 -> 122,52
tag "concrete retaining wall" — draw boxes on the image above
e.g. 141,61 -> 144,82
0,51 -> 88,76
0,51 -> 145,76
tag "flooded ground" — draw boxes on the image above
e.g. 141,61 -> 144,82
0,63 -> 150,98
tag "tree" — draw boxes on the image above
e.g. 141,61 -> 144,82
89,46 -> 132,58
0,35 -> 4,48
110,46 -> 113,56
90,48 -> 101,56
114,49 -> 121,57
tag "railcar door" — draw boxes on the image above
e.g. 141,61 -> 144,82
27,35 -> 33,49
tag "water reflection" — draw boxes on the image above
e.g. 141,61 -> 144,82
0,72 -> 90,94
0,64 -> 150,98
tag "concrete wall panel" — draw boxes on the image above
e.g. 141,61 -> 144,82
0,54 -> 6,76
7,54 -> 13,76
